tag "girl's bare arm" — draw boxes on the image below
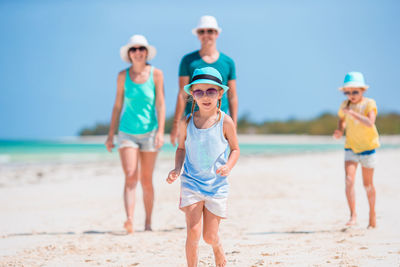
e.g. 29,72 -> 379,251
333,117 -> 345,139
222,115 -> 240,171
344,109 -> 376,127
167,117 -> 187,183
174,117 -> 188,172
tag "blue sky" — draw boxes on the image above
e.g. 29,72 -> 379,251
0,0 -> 399,139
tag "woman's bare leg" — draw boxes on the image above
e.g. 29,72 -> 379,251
203,208 -> 226,267
139,151 -> 158,231
361,166 -> 376,228
345,161 -> 358,226
119,147 -> 139,233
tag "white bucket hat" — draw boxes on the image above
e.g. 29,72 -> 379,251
339,71 -> 369,91
192,15 -> 222,35
120,34 -> 157,63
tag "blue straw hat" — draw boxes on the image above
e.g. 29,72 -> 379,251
339,72 -> 369,91
184,67 -> 229,94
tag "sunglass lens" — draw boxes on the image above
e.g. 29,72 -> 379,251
192,90 -> 204,99
344,91 -> 360,96
207,29 -> 215,34
130,47 -> 146,52
198,30 -> 205,35
206,88 -> 218,97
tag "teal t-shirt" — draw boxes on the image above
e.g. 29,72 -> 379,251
179,51 -> 236,115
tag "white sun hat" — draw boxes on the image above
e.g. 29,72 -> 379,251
339,71 -> 369,91
119,34 -> 157,63
192,15 -> 222,35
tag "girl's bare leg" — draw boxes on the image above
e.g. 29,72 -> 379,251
345,161 -> 358,226
182,201 -> 204,267
203,208 -> 226,267
361,166 -> 376,228
119,147 -> 140,234
139,151 -> 158,231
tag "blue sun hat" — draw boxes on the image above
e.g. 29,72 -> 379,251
339,71 -> 369,91
184,67 -> 229,94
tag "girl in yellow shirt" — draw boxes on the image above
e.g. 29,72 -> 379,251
333,72 -> 379,229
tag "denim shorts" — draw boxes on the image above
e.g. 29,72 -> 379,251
344,149 -> 376,169
117,130 -> 157,152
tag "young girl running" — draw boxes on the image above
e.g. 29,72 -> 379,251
166,67 -> 239,267
333,72 -> 380,228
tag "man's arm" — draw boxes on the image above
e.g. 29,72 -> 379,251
227,79 -> 238,127
170,76 -> 190,146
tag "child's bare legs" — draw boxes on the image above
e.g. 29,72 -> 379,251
183,202 -> 204,267
345,161 -> 358,226
203,208 -> 226,267
119,147 -> 140,234
139,151 -> 158,231
361,166 -> 376,228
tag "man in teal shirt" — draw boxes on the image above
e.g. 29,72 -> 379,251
170,15 -> 238,146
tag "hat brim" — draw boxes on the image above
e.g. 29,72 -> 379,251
339,83 -> 369,91
120,44 -> 157,63
192,27 -> 222,36
184,79 -> 229,94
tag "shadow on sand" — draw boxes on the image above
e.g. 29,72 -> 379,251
246,229 -> 341,235
3,227 -> 186,238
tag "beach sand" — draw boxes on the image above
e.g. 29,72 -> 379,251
1,138 -> 400,266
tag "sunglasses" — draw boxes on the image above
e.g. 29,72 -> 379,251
192,88 -> 219,99
343,91 -> 360,96
197,29 -> 216,35
129,46 -> 147,52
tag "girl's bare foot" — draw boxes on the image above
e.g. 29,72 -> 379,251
213,244 -> 227,267
368,211 -> 376,229
345,215 -> 357,226
124,220 -> 134,234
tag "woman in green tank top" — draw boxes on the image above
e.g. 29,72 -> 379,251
105,35 -> 165,234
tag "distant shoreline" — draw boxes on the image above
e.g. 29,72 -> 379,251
76,134 -> 400,145
2,134 -> 399,145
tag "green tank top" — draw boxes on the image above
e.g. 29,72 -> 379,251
119,66 -> 158,134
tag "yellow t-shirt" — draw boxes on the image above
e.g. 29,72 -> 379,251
338,97 -> 380,153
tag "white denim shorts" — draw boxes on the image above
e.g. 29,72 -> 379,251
117,130 -> 157,152
345,149 -> 376,169
179,187 -> 227,218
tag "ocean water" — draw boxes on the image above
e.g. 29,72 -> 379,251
0,139 -> 398,164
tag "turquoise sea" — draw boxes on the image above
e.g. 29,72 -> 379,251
0,139 -> 399,164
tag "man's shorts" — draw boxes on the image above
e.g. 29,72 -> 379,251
179,186 -> 227,218
117,130 -> 157,152
345,149 -> 376,169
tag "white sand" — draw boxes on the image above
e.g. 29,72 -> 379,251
1,139 -> 400,266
